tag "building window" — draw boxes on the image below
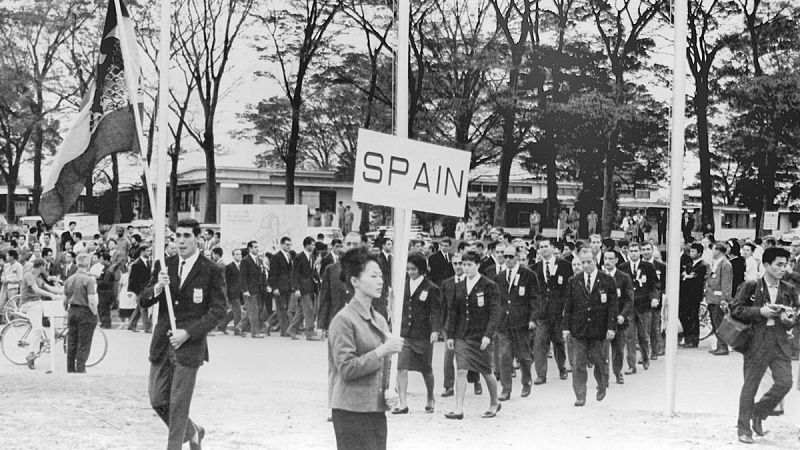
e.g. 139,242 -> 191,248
243,194 -> 253,204
722,212 -> 753,229
635,190 -> 651,199
510,186 -> 533,195
177,188 -> 199,212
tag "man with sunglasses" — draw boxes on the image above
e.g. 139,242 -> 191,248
141,218 -> 226,450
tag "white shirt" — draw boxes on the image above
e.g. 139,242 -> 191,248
542,256 -> 557,278
179,250 -> 200,288
409,276 -> 424,296
605,268 -> 616,278
89,263 -> 105,278
504,263 -> 520,288
765,279 -> 779,326
466,274 -> 480,295
281,250 -> 291,265
744,257 -> 764,282
584,270 -> 596,290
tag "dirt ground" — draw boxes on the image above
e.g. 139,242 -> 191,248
1,329 -> 799,449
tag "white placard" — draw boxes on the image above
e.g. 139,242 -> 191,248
763,211 -> 779,231
353,129 -> 471,217
220,205 -> 308,261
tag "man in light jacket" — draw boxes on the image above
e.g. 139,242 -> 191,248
706,242 -> 733,355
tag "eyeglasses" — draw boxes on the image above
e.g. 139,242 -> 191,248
452,261 -> 463,265
175,232 -> 195,239
503,254 -> 516,259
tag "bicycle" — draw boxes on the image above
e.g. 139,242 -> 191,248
2,294 -> 22,323
698,301 -> 713,341
1,315 -> 108,367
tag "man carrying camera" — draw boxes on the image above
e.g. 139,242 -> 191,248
730,247 -> 798,444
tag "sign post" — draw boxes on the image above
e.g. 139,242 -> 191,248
762,211 -> 779,232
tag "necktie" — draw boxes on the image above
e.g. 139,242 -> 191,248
179,260 -> 186,286
445,253 -> 449,264
586,274 -> 591,292
507,270 -> 512,292
545,262 -> 551,283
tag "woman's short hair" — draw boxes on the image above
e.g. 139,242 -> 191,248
339,247 -> 380,289
407,252 -> 428,275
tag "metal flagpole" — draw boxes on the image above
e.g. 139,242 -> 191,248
665,0 -> 687,415
113,0 -> 177,332
387,0 -> 411,404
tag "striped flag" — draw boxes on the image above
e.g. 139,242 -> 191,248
39,0 -> 141,225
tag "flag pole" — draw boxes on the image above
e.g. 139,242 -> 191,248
387,0 -> 411,404
113,0 -> 177,332
664,0 -> 687,415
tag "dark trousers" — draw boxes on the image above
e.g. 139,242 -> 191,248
650,307 -> 663,355
626,310 -> 652,366
533,319 -> 566,378
573,338 -> 607,400
149,356 -> 201,450
497,328 -> 532,393
737,328 -> 793,436
443,346 -> 479,389
331,409 -> 386,450
97,291 -> 113,328
658,229 -> 666,244
66,306 -> 96,373
219,294 -> 243,331
288,293 -> 315,337
275,291 -> 291,334
678,295 -> 700,344
607,326 -> 626,376
129,300 -> 152,331
239,293 -> 261,334
708,303 -> 728,351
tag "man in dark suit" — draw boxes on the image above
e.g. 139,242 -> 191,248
479,241 -> 504,279
679,243 -> 708,348
730,247 -> 798,443
238,241 -> 265,338
376,237 -> 393,285
219,249 -> 244,335
496,245 -> 539,400
602,250 -> 633,385
530,237 -> 573,383
563,248 -> 618,407
428,238 -> 455,286
140,218 -> 225,450
780,237 -> 800,359
269,236 -> 295,336
444,250 -> 501,419
641,242 -> 666,358
618,242 -> 658,372
319,238 -> 342,277
288,236 -> 321,340
127,246 -> 153,333
57,251 -> 79,282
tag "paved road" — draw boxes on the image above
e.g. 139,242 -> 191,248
1,327 -> 799,449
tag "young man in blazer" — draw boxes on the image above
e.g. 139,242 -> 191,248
618,242 -> 658,371
428,238 -> 455,286
730,247 -> 798,443
602,250 -> 634,384
269,237 -> 295,337
706,242 -> 734,355
288,236 -> 321,340
641,242 -> 666,358
530,238 -> 573,383
495,245 -> 539,400
563,248 -> 618,407
220,249 -> 244,335
444,251 -> 501,420
128,246 -> 153,333
238,241 -> 265,338
141,218 -> 226,450
679,243 -> 708,348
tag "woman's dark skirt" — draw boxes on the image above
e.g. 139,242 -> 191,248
454,339 -> 494,376
331,409 -> 386,450
397,338 -> 433,373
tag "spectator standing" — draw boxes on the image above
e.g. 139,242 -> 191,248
679,243 -> 707,348
269,237 -> 295,337
95,253 -> 115,329
127,246 -> 153,333
288,237 -> 321,340
239,241 -> 266,338
344,206 -> 354,235
706,242 -> 733,355
587,210 -> 598,236
64,253 -> 98,373
221,249 -> 244,336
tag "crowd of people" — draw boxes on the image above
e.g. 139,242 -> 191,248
3,216 -> 798,448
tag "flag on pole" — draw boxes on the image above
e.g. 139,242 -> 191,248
39,0 -> 141,225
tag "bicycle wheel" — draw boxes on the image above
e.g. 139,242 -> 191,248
698,302 -> 713,341
3,295 -> 22,323
86,325 -> 108,367
1,319 -> 33,365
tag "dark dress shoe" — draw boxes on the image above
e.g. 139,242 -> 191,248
189,425 -> 204,450
642,360 -> 650,370
625,368 -> 637,375
474,383 -> 483,395
596,390 -> 606,402
574,399 -> 585,407
498,392 -> 511,402
441,388 -> 454,398
711,349 -> 729,356
651,354 -> 658,361
251,333 -> 265,339
616,374 -> 625,384
679,342 -> 698,348
391,407 -> 409,415
559,368 -> 568,380
481,403 -> 501,418
521,384 -> 531,398
306,335 -> 322,341
425,404 -> 434,413
533,377 -> 546,385
738,434 -> 755,444
752,414 -> 764,436
444,412 -> 464,420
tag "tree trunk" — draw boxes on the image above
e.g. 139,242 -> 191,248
601,133 -> 617,237
5,179 -> 16,223
358,202 -> 371,235
284,98 -> 301,204
494,111 -> 515,227
169,148 -> 180,229
203,128 -> 217,223
695,92 -> 715,234
84,177 -> 93,214
32,123 -> 43,215
112,154 -> 121,223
